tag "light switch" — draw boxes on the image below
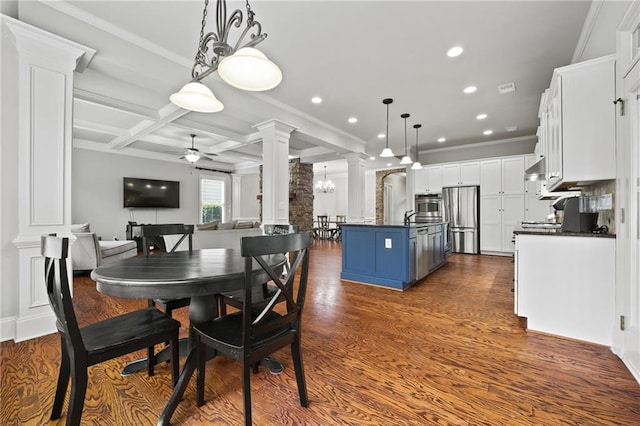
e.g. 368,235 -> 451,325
385,238 -> 392,249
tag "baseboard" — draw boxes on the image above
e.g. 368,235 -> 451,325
14,311 -> 57,342
0,316 -> 16,342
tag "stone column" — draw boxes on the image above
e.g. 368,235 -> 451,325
345,153 -> 370,222
4,17 -> 94,341
254,120 -> 296,227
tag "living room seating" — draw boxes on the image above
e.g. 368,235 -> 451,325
41,234 -> 180,426
70,223 -> 136,272
194,232 -> 311,425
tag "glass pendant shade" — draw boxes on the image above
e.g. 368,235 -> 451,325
411,161 -> 423,170
184,150 -> 201,163
400,155 -> 412,165
170,81 -> 224,112
380,147 -> 395,158
218,47 -> 283,91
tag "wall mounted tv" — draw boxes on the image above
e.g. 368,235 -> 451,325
123,177 -> 180,208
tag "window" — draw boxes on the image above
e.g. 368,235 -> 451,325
200,176 -> 225,223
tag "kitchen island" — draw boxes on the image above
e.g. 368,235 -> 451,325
513,228 -> 615,345
340,222 -> 448,290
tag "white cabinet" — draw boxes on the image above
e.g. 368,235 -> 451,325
441,162 -> 479,187
480,157 -> 525,254
524,155 -> 552,221
515,234 -> 614,345
413,168 -> 427,193
425,165 -> 442,194
480,157 -> 524,196
480,194 -> 524,253
541,55 -> 616,191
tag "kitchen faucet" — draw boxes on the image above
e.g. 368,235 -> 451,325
404,210 -> 416,224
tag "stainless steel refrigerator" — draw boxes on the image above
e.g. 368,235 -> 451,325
442,186 -> 480,254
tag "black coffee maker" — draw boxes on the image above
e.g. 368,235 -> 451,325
561,197 -> 599,233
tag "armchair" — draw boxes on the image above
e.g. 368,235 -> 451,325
70,224 -> 136,272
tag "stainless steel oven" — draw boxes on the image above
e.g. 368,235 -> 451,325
415,193 -> 442,221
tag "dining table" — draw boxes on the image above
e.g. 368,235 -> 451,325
91,248 -> 286,426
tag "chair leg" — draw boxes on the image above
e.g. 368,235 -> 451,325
51,338 -> 70,420
170,332 -> 179,387
196,335 -> 206,407
147,344 -> 155,377
67,359 -> 88,426
242,361 -> 252,426
291,338 -> 309,407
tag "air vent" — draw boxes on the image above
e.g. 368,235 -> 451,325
505,125 -> 518,132
498,82 -> 516,94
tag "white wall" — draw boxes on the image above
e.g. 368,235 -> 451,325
384,173 -> 407,223
573,1 -> 633,63
0,20 -> 21,327
313,172 -> 347,218
72,148 -> 259,240
237,173 -> 260,220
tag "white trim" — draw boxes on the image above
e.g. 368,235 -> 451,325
421,135 -> 536,155
572,0 -> 605,64
14,311 -> 57,343
0,316 -> 16,342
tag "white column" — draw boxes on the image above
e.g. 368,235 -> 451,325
5,17 -> 94,341
231,174 -> 242,220
345,153 -> 369,222
254,120 -> 296,226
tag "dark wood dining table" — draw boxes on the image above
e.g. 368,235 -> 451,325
91,248 -> 286,426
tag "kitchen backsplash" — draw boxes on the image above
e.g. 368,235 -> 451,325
581,180 -> 615,234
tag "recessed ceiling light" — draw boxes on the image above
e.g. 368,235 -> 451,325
483,130 -> 493,135
311,96 -> 322,104
378,133 -> 385,139
369,156 -> 376,160
447,46 -> 464,58
463,86 -> 477,94
476,113 -> 487,120
348,117 -> 358,124
386,163 -> 392,167
437,137 -> 446,143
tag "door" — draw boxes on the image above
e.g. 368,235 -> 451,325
480,159 -> 501,195
502,157 -> 525,195
480,195 -> 502,252
441,164 -> 460,187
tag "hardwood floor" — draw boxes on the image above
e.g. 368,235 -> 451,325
2,241 -> 640,425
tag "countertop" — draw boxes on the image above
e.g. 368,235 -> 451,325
342,222 -> 448,229
513,227 -> 615,238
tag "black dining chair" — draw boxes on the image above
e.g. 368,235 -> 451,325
194,232 -> 312,425
41,235 -> 180,426
141,224 -> 194,317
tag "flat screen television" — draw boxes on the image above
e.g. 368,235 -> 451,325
123,177 -> 180,208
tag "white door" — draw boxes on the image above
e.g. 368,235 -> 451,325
460,162 -> 480,185
502,157 -> 525,195
384,183 -> 392,223
441,164 -> 460,187
426,166 -> 442,194
480,159 -> 501,195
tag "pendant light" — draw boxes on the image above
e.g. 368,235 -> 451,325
400,113 -> 412,165
411,124 -> 423,170
379,98 -> 395,157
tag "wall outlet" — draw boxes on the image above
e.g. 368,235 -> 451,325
385,238 -> 392,249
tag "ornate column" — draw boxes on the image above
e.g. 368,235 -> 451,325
345,153 -> 370,222
254,120 -> 296,227
5,17 -> 94,341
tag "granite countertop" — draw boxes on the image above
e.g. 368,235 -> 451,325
513,227 -> 615,238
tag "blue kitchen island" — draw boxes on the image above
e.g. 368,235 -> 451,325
340,222 -> 448,290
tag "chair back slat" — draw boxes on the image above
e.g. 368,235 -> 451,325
41,235 -> 85,351
240,232 -> 311,342
140,224 -> 194,255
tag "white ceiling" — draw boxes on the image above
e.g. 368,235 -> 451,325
15,0 -> 591,174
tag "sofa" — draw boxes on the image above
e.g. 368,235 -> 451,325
70,224 -> 137,272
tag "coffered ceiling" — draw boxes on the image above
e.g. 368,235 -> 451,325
14,0 -> 591,173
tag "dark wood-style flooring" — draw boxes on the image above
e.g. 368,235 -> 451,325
2,241 -> 640,425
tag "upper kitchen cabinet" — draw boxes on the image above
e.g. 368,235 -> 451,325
480,157 -> 525,196
542,55 -> 616,191
441,162 -> 480,187
414,165 -> 442,194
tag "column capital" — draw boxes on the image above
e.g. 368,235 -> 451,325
253,119 -> 297,135
4,16 -> 95,72
344,152 -> 371,165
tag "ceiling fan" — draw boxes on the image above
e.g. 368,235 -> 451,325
180,133 -> 217,164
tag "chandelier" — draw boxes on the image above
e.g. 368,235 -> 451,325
170,0 -> 282,113
315,166 -> 335,193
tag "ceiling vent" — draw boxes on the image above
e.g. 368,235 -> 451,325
505,125 -> 518,132
498,82 -> 516,94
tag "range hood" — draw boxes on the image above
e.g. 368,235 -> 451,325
524,158 -> 546,182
